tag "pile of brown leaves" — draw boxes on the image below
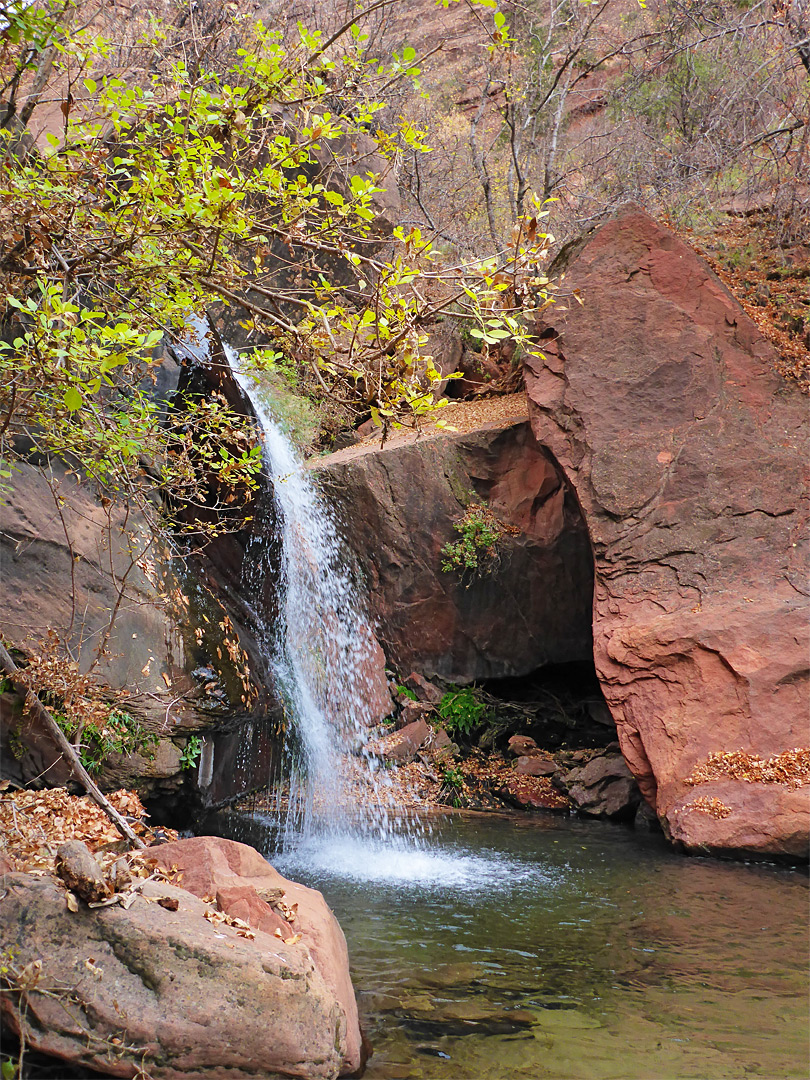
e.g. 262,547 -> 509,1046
0,785 -> 177,872
687,795 -> 733,820
686,748 -> 810,789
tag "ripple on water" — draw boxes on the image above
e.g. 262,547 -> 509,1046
254,814 -> 808,1080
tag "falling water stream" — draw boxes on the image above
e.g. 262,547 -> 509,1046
227,345 -> 417,858
217,352 -> 808,1080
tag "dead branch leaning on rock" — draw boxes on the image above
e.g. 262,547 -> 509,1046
0,641 -> 146,850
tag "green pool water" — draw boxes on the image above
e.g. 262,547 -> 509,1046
269,813 -> 809,1080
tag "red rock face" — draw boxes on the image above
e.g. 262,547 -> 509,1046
315,421 -> 595,682
1,838 -> 364,1080
524,207 -> 809,859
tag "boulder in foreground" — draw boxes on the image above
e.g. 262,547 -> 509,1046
1,836 -> 364,1079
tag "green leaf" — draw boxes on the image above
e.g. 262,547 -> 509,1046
63,386 -> 83,412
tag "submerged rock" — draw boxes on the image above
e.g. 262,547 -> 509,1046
525,205 -> 810,858
0,836 -> 364,1079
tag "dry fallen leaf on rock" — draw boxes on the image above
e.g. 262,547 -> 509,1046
686,748 -> 810,789
16,959 -> 42,990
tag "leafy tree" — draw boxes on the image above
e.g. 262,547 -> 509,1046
0,0 -> 555,521
348,0 -> 806,257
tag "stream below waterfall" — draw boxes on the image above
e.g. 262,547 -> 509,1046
226,811 -> 809,1080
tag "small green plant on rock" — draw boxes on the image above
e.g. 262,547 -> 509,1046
54,709 -> 159,774
180,735 -> 203,771
441,504 -> 508,580
443,765 -> 465,788
441,765 -> 466,808
438,687 -> 489,739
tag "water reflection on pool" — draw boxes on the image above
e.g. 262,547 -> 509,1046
273,813 -> 809,1080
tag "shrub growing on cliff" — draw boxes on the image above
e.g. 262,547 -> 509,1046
441,503 -> 517,580
438,686 -> 489,738
8,635 -> 159,772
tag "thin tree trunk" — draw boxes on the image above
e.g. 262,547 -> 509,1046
0,641 -> 146,849
469,80 -> 500,248
17,43 -> 58,129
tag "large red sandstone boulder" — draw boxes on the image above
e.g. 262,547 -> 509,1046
0,837 -> 364,1079
524,206 -> 809,858
314,421 -> 594,681
149,837 -> 363,1076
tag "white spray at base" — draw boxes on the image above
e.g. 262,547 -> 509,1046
226,345 -> 416,857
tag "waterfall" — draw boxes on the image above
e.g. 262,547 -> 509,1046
226,344 -> 398,852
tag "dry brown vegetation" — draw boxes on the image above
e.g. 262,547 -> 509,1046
266,0 -> 808,389
686,747 -> 810,788
0,785 -> 174,872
